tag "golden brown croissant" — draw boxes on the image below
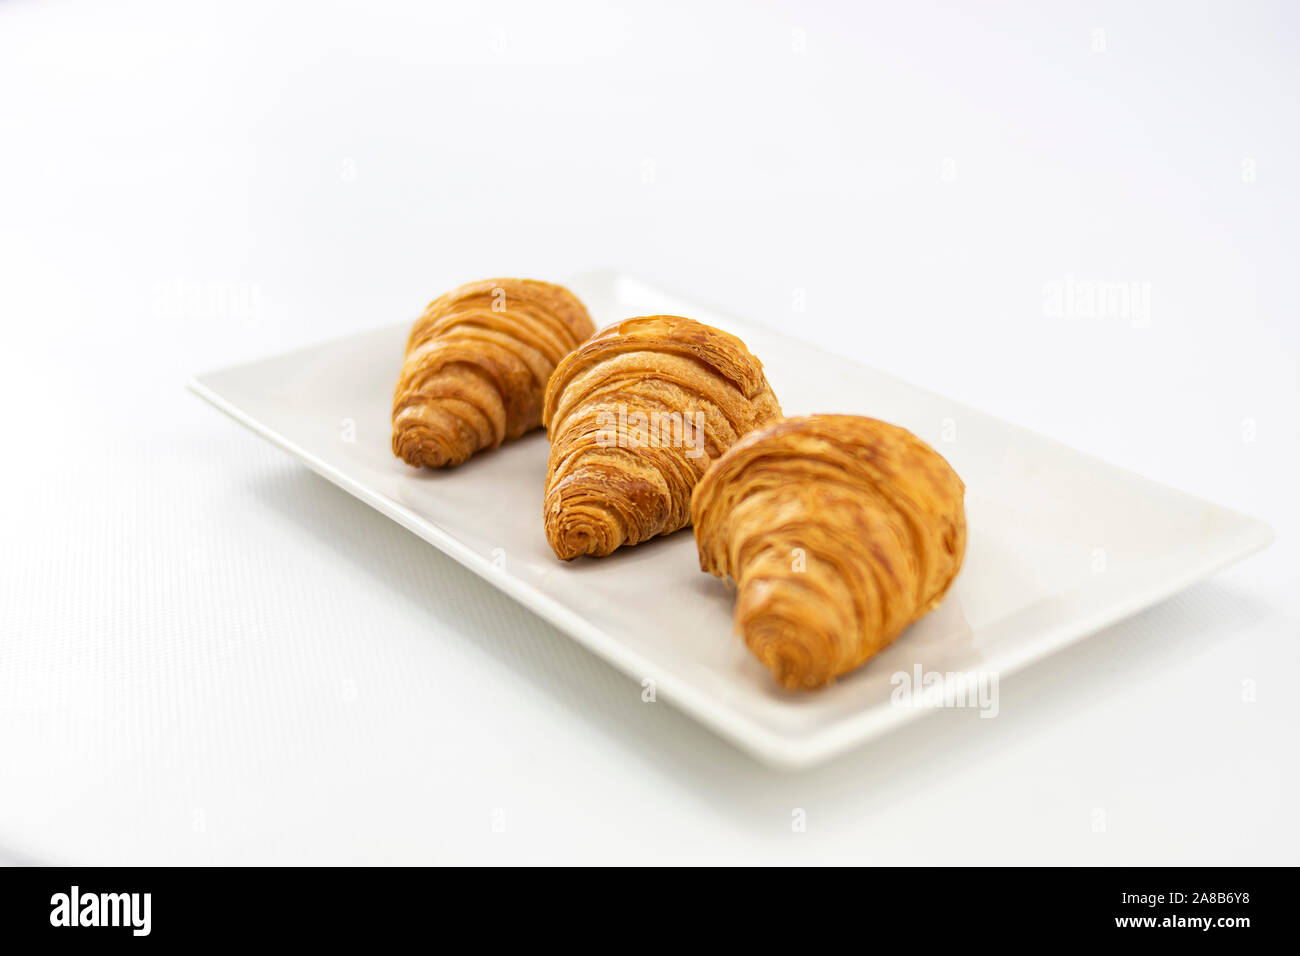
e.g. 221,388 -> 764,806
393,278 -> 594,468
542,315 -> 782,560
691,414 -> 966,690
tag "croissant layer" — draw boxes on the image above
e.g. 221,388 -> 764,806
691,414 -> 966,690
393,278 -> 594,468
543,315 -> 782,560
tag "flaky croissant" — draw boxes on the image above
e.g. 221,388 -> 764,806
542,315 -> 782,560
393,278 -> 594,468
691,414 -> 966,690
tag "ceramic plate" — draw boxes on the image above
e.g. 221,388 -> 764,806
189,271 -> 1272,768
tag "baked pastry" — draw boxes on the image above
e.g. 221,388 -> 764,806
393,278 -> 594,468
542,315 -> 782,559
691,414 -> 966,690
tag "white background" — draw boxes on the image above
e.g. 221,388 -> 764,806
1,0 -> 1296,864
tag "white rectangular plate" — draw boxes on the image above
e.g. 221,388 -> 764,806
189,271 -> 1272,769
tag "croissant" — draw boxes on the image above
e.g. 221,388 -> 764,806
393,278 -> 594,468
691,414 -> 966,690
542,315 -> 782,559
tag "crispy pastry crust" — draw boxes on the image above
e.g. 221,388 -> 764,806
691,414 -> 966,690
542,315 -> 782,560
392,278 -> 594,468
